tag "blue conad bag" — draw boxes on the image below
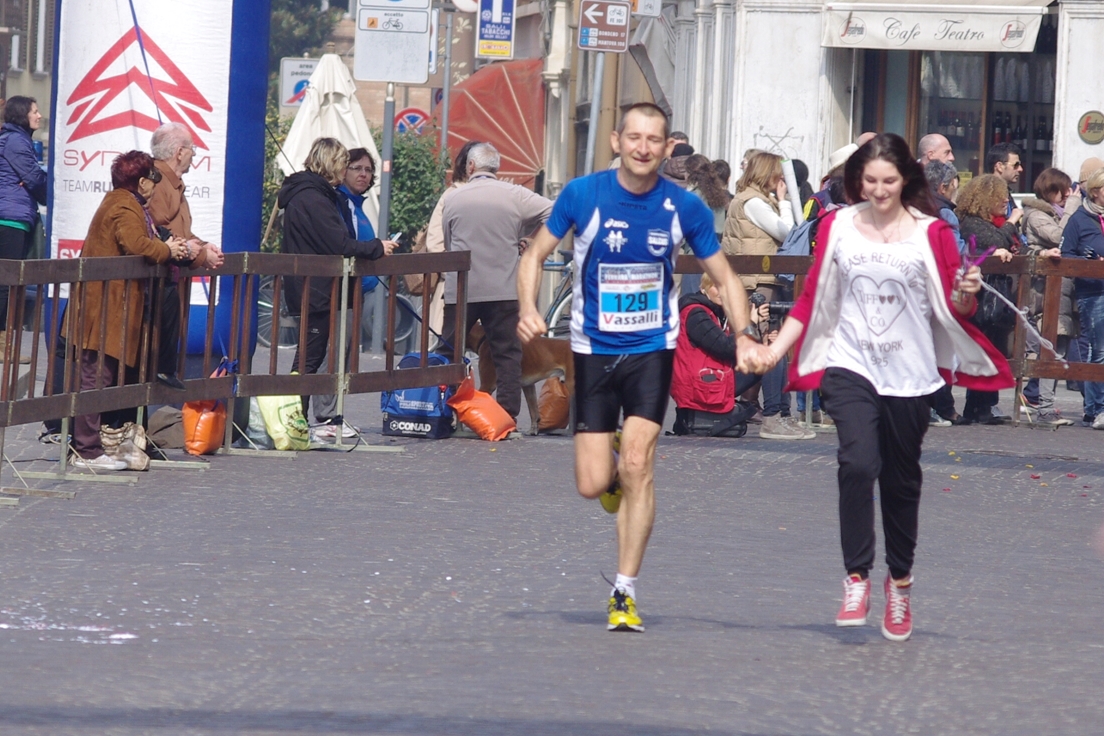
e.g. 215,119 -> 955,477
380,352 -> 454,439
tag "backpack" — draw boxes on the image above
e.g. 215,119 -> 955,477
380,352 -> 454,439
776,205 -> 837,283
671,406 -> 750,438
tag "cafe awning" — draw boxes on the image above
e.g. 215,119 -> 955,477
822,1 -> 1053,53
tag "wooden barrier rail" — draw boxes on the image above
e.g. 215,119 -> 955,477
675,253 -> 1104,424
0,251 -> 470,445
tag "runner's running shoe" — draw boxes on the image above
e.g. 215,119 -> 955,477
836,573 -> 871,627
600,429 -> 623,514
607,588 -> 644,632
881,574 -> 914,642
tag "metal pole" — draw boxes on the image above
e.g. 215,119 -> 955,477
373,84 -> 396,354
583,52 -> 605,176
441,11 -> 454,168
379,83 -> 395,239
334,259 -> 351,445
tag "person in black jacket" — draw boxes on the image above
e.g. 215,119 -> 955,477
0,96 -> 46,364
956,174 -> 1019,424
277,137 -> 396,423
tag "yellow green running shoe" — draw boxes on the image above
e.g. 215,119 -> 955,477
599,428 -> 623,514
607,588 -> 644,632
599,479 -> 622,514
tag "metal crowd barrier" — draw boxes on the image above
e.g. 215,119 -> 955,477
0,250 -> 470,492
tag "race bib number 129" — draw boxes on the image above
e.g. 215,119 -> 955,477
598,263 -> 663,332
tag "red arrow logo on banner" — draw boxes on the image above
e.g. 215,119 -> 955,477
65,28 -> 214,148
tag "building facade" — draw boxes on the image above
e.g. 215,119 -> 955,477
633,0 -> 1103,191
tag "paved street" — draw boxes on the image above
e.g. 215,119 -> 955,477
0,385 -> 1101,735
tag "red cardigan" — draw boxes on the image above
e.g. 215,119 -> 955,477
786,204 -> 1014,393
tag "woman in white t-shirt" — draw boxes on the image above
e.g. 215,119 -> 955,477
756,134 -> 1013,642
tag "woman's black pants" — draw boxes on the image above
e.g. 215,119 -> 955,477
820,367 -> 932,580
0,225 -> 33,328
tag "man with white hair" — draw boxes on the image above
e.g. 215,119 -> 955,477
439,142 -> 553,421
148,122 -> 224,389
917,133 -> 955,165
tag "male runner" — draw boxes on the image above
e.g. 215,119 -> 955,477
517,103 -> 771,632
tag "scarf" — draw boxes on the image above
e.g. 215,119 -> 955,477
1084,195 -> 1104,217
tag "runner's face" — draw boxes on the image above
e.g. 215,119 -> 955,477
860,159 -> 904,214
612,113 -> 671,179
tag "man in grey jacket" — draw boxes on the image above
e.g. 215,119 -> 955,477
440,142 -> 553,419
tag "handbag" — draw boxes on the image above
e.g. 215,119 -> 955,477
976,273 -> 1017,332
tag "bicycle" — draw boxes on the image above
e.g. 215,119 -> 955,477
542,249 -> 574,339
255,274 -> 418,351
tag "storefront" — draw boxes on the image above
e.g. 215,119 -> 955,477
825,1 -> 1056,191
642,0 -> 1104,197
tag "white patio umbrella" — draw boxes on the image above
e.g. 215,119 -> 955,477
278,53 -> 381,230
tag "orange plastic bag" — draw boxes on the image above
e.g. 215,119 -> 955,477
182,399 -> 226,456
447,372 -> 516,441
538,378 -> 570,431
182,361 -> 234,456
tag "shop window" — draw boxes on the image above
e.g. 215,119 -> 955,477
915,13 -> 1058,190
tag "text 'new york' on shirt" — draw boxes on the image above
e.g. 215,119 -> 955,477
824,212 -> 944,397
546,170 -> 719,355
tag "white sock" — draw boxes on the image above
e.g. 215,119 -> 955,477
613,573 -> 637,600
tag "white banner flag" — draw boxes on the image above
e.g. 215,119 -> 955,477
51,0 -> 232,267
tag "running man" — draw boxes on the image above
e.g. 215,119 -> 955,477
517,103 -> 772,631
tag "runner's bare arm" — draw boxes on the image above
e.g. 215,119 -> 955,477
517,224 -> 562,344
698,250 -> 773,373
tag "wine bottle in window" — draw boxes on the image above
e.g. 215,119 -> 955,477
956,114 -> 965,144
1047,119 -> 1054,151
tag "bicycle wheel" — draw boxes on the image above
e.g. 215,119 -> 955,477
545,291 -> 572,339
256,276 -> 299,349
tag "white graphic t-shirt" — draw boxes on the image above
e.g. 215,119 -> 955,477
824,215 -> 944,397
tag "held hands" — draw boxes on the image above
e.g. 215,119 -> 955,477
736,335 -> 776,374
516,308 -> 547,345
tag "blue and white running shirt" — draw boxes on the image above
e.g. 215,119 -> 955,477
546,169 -> 720,355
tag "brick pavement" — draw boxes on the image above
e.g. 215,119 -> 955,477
0,381 -> 1101,735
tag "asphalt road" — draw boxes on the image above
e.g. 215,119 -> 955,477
0,385 -> 1101,735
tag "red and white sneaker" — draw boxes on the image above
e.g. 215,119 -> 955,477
881,574 -> 914,642
835,574 -> 871,627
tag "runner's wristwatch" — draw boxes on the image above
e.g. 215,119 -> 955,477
736,325 -> 760,342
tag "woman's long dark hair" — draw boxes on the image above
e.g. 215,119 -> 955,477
452,140 -> 482,184
843,133 -> 938,217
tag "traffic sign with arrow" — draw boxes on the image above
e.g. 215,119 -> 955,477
577,0 -> 631,53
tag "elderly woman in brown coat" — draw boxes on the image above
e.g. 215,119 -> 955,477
70,150 -> 187,470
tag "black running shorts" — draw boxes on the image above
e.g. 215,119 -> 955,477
573,350 -> 675,433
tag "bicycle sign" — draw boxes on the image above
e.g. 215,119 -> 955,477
358,9 -> 428,34
354,0 -> 433,83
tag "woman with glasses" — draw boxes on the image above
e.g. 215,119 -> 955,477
70,151 -> 189,471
